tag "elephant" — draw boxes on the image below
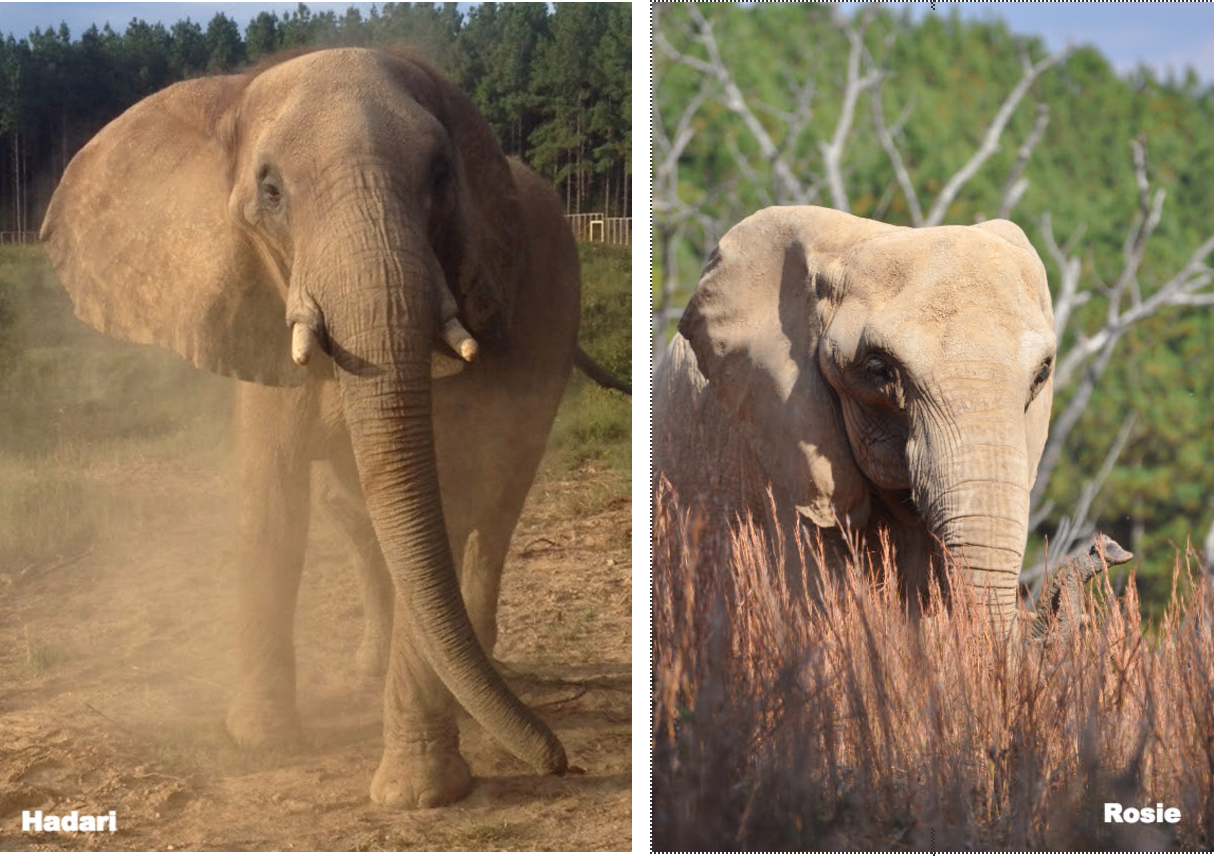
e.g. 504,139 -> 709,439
653,205 -> 1057,635
40,47 -> 581,808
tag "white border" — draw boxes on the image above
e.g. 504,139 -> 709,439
630,2 -> 652,853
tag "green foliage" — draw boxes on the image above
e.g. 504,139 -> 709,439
655,6 -> 1214,607
576,244 -> 631,380
546,244 -> 631,476
0,2 -> 631,233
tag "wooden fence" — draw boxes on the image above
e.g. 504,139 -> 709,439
0,231 -> 39,245
565,213 -> 631,247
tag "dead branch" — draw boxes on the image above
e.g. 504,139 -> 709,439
819,9 -> 883,212
870,81 -> 923,225
923,46 -> 1067,226
1032,140 -> 1214,511
1028,412 -> 1135,553
655,5 -> 813,205
996,102 -> 1050,220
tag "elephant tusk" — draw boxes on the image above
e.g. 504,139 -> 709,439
442,317 -> 479,362
291,322 -> 319,366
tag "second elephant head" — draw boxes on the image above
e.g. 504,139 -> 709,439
655,206 -> 1056,632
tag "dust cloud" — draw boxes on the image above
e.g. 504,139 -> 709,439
0,248 -> 631,850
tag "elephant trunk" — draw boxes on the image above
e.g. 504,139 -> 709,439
914,395 -> 1033,634
312,243 -> 566,774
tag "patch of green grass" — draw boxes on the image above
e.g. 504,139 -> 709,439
0,247 -> 231,569
541,243 -> 631,480
0,247 -> 231,459
577,243 -> 631,381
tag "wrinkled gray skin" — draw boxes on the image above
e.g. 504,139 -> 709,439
41,48 -> 578,808
654,206 -> 1056,635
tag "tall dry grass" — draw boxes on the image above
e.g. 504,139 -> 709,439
652,486 -> 1214,850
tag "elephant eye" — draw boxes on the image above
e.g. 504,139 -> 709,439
261,178 -> 282,206
864,353 -> 896,384
1028,356 -> 1053,404
257,165 -> 284,208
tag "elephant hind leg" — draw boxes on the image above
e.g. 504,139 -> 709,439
315,452 -> 393,677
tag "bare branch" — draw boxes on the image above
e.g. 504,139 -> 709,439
657,6 -> 813,204
1025,411 -> 1135,589
1032,328 -> 1121,510
1055,222 -> 1214,388
871,80 -> 924,226
1172,293 -> 1214,308
1039,211 -> 1087,339
924,47 -> 1068,226
1033,139 -> 1214,516
1049,139 -> 1214,390
996,102 -> 1049,220
818,9 -> 883,212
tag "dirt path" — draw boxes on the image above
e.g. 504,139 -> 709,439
0,436 -> 631,850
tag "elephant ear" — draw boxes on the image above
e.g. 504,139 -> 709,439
679,206 -> 896,530
40,75 -> 303,386
418,61 -> 526,353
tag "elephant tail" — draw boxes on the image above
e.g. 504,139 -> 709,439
574,345 -> 630,395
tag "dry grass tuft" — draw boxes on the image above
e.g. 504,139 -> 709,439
652,486 -> 1214,850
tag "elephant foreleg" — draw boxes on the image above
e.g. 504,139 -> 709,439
315,454 -> 393,676
227,382 -> 314,748
370,601 -> 472,808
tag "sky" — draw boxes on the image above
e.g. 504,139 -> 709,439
842,2 -> 1214,83
1,2 -> 1211,84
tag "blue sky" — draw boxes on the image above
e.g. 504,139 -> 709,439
1,2 -> 1212,84
841,2 -> 1214,83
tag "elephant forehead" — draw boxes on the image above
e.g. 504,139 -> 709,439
852,230 -> 1042,312
252,48 -> 417,94
848,229 -> 1052,366
242,50 -> 442,145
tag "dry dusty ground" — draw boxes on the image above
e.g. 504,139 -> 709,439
0,391 -> 632,851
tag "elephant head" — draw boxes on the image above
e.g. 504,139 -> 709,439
680,206 -> 1055,632
40,48 -> 564,774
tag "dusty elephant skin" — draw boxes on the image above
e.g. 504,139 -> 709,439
653,205 -> 1057,633
40,47 -> 580,809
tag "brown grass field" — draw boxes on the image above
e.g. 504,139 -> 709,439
652,486 -> 1214,851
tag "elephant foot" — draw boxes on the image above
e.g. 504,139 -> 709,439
226,694 -> 302,748
369,731 -> 472,809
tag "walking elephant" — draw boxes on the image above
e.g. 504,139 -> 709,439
653,205 -> 1057,634
41,47 -> 578,808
